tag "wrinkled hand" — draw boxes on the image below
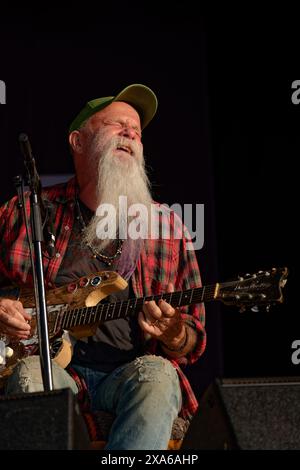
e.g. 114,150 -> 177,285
138,283 -> 184,345
0,298 -> 31,340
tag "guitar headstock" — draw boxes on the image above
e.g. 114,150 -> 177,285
216,267 -> 289,311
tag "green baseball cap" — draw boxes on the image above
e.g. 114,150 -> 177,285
69,83 -> 158,133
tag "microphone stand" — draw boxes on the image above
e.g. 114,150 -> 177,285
17,134 -> 53,391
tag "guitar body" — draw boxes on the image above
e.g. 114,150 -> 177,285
0,271 -> 128,382
53,337 -> 73,370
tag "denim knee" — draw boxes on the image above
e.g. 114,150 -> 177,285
5,356 -> 78,395
128,355 -> 182,411
134,355 -> 177,383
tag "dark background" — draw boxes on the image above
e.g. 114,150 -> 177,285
0,8 -> 298,399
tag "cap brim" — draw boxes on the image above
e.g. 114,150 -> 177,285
69,83 -> 157,133
114,83 -> 158,130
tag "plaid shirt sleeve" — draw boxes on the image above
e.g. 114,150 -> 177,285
163,212 -> 207,419
0,195 -> 31,285
0,178 -> 77,287
0,198 -> 11,284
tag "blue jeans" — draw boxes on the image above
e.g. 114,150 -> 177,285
6,354 -> 182,450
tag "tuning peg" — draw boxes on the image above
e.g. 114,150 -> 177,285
251,305 -> 259,312
238,276 -> 244,281
260,294 -> 266,299
264,271 -> 270,276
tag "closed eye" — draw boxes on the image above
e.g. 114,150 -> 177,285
103,120 -> 141,138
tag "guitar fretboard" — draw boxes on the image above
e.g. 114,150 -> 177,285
60,284 -> 218,330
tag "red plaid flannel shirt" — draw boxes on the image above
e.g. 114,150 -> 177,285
0,177 -> 206,419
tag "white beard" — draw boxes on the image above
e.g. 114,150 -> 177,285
81,130 -> 153,251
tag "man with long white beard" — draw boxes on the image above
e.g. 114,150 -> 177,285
0,84 -> 206,450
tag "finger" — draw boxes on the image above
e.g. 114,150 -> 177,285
14,301 -> 31,321
138,311 -> 156,334
0,300 -> 29,323
166,283 -> 175,293
0,321 -> 31,339
23,311 -> 32,321
0,308 -> 31,331
157,282 -> 176,317
0,319 -> 31,335
143,301 -> 162,321
158,282 -> 175,318
158,300 -> 175,318
8,331 -> 31,340
138,311 -> 163,337
140,307 -> 159,327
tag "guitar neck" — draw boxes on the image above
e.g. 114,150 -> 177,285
61,284 -> 219,330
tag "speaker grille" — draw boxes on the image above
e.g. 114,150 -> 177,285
182,377 -> 300,450
220,382 -> 300,449
0,388 -> 89,450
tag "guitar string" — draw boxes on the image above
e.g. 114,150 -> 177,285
60,286 -> 219,329
60,276 -> 272,329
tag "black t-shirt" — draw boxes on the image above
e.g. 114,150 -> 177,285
55,199 -> 143,372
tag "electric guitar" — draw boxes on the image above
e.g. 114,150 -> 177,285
0,267 -> 289,382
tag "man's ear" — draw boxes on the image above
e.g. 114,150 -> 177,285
69,130 -> 82,153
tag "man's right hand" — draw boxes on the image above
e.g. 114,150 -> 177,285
0,299 -> 31,340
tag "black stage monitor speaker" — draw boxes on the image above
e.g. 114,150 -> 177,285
182,377 -> 300,450
0,388 -> 90,450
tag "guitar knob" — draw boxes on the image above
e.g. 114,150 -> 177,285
238,276 -> 244,281
67,283 -> 78,293
260,294 -> 266,299
235,295 -> 241,300
248,294 -> 253,299
91,276 -> 102,287
78,277 -> 89,288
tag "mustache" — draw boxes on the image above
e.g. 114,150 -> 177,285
90,132 -> 143,161
113,136 -> 141,158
